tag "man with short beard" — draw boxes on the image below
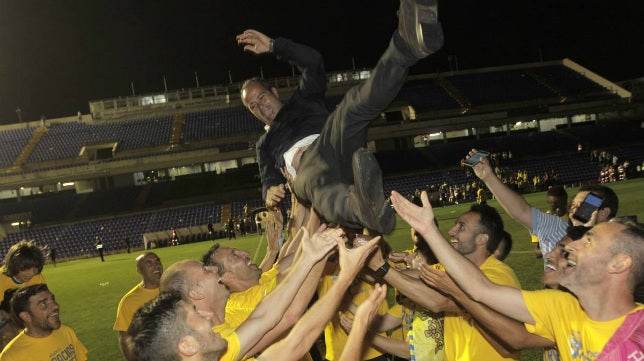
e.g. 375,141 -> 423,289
367,203 -> 522,360
392,190 -> 644,360
0,284 -> 87,361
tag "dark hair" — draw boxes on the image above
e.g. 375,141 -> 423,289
547,185 -> 568,199
565,225 -> 591,241
495,230 -> 513,261
608,217 -> 644,292
0,289 -> 18,315
579,184 -> 619,218
2,240 -> 45,277
469,204 -> 504,254
201,243 -> 224,274
128,291 -> 190,361
414,236 -> 438,265
10,284 -> 50,321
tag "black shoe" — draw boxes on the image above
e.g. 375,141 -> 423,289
397,0 -> 443,58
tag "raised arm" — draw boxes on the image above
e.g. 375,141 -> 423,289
245,215 -> 331,356
237,29 -> 326,100
342,305 -> 402,333
276,207 -> 321,279
390,190 -> 534,324
234,225 -> 338,359
421,267 -> 554,352
258,208 -> 284,273
366,244 -> 459,313
256,235 -> 381,361
338,307 -> 410,359
467,149 -> 533,230
338,284 -> 388,361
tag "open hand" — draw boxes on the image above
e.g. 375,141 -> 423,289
236,29 -> 272,55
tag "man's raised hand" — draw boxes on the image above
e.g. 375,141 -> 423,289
302,225 -> 342,262
337,235 -> 381,282
390,190 -> 436,237
266,184 -> 286,208
236,29 -> 272,55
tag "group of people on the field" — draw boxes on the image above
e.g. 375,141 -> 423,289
122,0 -> 642,358
1,1 -> 642,360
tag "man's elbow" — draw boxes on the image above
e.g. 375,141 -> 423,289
495,346 -> 520,359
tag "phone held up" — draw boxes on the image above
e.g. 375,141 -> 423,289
463,150 -> 490,167
572,192 -> 604,223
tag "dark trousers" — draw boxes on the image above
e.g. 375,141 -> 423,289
294,33 -> 425,230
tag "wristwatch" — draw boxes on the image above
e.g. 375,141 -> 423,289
269,38 -> 275,53
375,262 -> 390,278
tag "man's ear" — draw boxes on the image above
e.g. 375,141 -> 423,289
178,335 -> 199,357
18,311 -> 31,324
270,87 -> 280,99
188,287 -> 203,301
597,207 -> 612,222
220,272 -> 235,287
475,233 -> 489,248
608,254 -> 633,275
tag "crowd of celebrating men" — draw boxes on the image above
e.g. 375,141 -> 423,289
0,1 -> 641,360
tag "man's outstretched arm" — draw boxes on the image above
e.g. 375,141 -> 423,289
338,308 -> 410,358
366,243 -> 459,313
466,149 -> 533,230
237,29 -> 326,100
256,235 -> 381,361
338,284 -> 388,361
234,225 -> 339,360
422,267 -> 554,352
390,190 -> 534,324
245,210 -> 326,356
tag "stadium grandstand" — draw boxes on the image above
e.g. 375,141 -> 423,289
1,58 -> 643,260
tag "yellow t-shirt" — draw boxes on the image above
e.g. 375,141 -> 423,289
0,325 -> 88,361
219,264 -> 311,361
318,264 -> 389,361
523,289 -> 644,361
408,305 -> 445,361
439,256 -> 521,361
477,188 -> 485,203
0,273 -> 46,305
225,266 -> 279,328
398,287 -> 445,360
113,283 -> 159,331
213,323 -> 241,361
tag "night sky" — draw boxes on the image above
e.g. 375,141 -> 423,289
0,0 -> 642,124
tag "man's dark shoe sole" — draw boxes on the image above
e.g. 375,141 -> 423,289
398,0 -> 444,58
